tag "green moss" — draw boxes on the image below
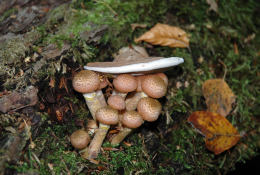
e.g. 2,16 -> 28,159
96,135 -> 152,175
5,0 -> 260,174
0,8 -> 17,23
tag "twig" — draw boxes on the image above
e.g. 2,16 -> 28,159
218,59 -> 227,80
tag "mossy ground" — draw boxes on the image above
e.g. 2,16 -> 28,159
2,0 -> 259,174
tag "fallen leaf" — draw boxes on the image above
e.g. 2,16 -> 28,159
49,77 -> 55,88
59,76 -> 69,93
135,23 -> 189,48
188,111 -> 241,154
41,43 -> 70,59
206,0 -> 218,13
202,79 -> 236,117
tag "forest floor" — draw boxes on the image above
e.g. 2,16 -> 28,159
0,0 -> 259,174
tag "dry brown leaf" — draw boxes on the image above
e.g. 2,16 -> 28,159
49,77 -> 55,88
188,111 -> 241,155
135,23 -> 189,48
202,79 -> 236,117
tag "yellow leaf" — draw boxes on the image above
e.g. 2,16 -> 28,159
135,23 -> 189,48
202,79 -> 236,117
188,111 -> 240,155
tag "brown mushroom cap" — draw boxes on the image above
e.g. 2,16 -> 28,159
155,73 -> 168,86
107,95 -> 126,110
122,111 -> 144,128
96,107 -> 119,125
137,97 -> 162,122
141,75 -> 167,98
113,74 -> 137,93
72,70 -> 100,93
70,129 -> 91,149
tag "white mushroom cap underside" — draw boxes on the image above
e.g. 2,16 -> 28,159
84,57 -> 184,74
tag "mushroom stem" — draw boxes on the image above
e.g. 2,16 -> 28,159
112,90 -> 127,98
110,92 -> 147,146
83,90 -> 106,121
111,111 -> 143,146
125,92 -> 148,111
87,107 -> 118,159
111,127 -> 132,145
87,123 -> 110,159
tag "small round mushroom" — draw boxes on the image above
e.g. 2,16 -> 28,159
137,97 -> 162,122
70,129 -> 91,149
87,107 -> 119,159
72,70 -> 107,121
111,111 -> 144,145
155,73 -> 168,86
107,95 -> 126,110
113,74 -> 137,97
125,73 -> 167,111
141,74 -> 167,98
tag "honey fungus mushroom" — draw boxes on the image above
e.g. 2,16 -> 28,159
72,70 -> 106,121
83,49 -> 184,147
126,73 -> 168,111
70,129 -> 91,150
111,111 -> 143,145
137,97 -> 162,122
87,107 -> 119,159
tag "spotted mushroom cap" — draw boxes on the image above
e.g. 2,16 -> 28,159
155,73 -> 168,86
70,129 -> 91,149
137,97 -> 162,122
141,75 -> 167,98
113,74 -> 137,93
96,107 -> 119,125
122,111 -> 144,128
72,70 -> 100,93
107,95 -> 126,110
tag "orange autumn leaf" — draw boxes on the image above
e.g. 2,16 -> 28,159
135,23 -> 189,48
202,79 -> 236,117
188,111 -> 240,155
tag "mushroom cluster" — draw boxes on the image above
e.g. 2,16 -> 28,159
70,46 -> 184,160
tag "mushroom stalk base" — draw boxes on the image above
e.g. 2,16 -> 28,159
87,123 -> 110,159
111,127 -> 133,145
83,90 -> 106,121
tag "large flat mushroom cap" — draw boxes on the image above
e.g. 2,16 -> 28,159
84,57 -> 184,74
